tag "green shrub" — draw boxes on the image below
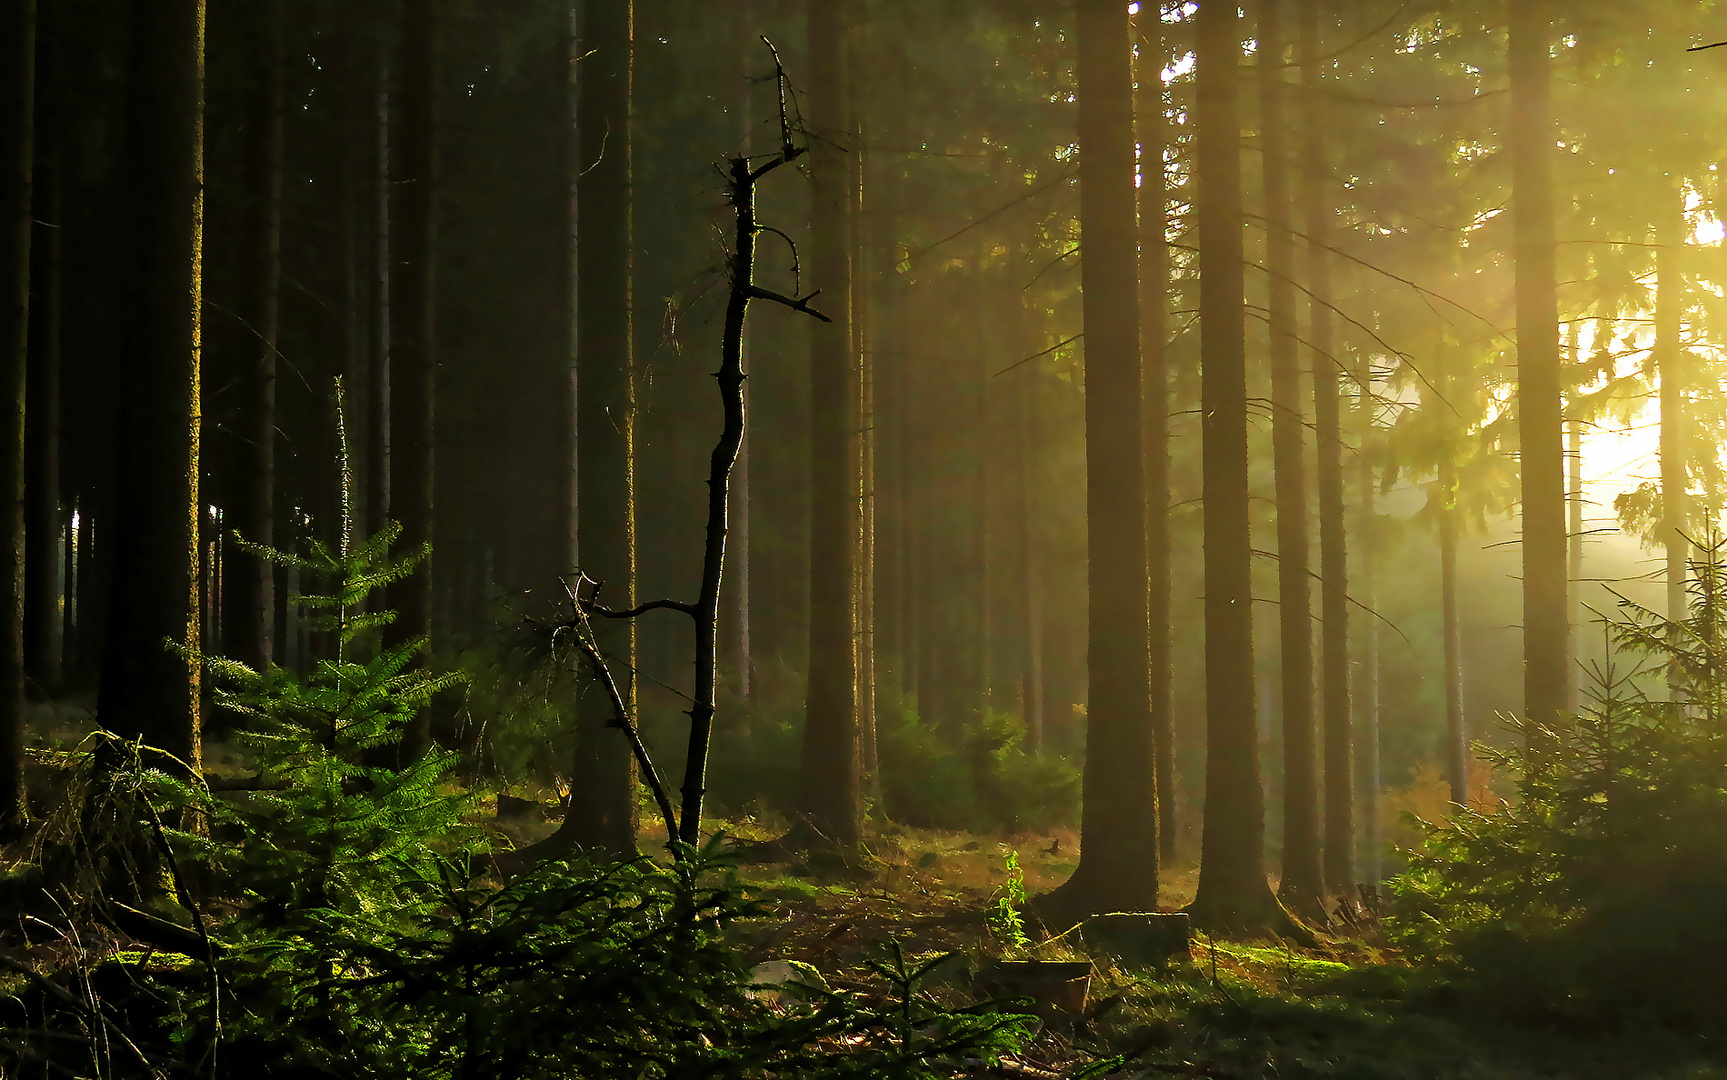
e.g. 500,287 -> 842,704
1387,540 -> 1727,1029
879,706 -> 1079,833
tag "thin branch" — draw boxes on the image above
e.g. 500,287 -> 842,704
563,578 -> 680,847
746,285 -> 833,322
993,334 -> 1084,377
593,598 -> 696,619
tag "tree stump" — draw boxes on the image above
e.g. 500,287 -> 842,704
1083,912 -> 1191,964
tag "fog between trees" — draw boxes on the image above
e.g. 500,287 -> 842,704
4,0 -> 1725,926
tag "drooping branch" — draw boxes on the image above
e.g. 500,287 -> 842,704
562,577 -> 679,846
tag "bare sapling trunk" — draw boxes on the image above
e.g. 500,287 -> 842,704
550,50 -> 826,856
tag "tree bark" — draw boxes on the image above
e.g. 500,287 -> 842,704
1509,0 -> 1567,740
1259,0 -> 1322,915
0,0 -> 33,828
386,0 -> 437,756
1657,185 -> 1686,625
98,0 -> 205,768
367,61 -> 391,543
1567,320 -> 1582,711
1135,0 -> 1177,866
1297,0 -> 1352,898
224,0 -> 281,674
559,0 -> 638,857
1190,0 -> 1283,931
1439,350 -> 1467,808
1352,360 -> 1375,887
799,0 -> 861,846
23,0 -> 57,698
1040,0 -> 1154,923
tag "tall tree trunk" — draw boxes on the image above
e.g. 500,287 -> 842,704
387,0 -> 437,755
799,0 -> 860,846
1135,0 -> 1177,865
1657,186 -> 1686,625
1298,0 -> 1352,898
1038,0 -> 1153,922
852,85 -> 877,792
337,1 -> 375,554
1353,360 -> 1376,887
561,0 -> 638,858
367,61 -> 391,543
1191,0 -> 1283,931
23,0 -> 57,698
1509,0 -> 1567,740
1439,351 -> 1466,808
1567,321 -> 1582,710
224,0 -> 281,673
98,0 -> 205,768
0,0 -> 33,828
1259,0 -> 1321,914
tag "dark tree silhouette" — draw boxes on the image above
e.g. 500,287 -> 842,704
98,0 -> 205,767
385,0 -> 438,758
224,0 -> 282,673
0,0 -> 33,829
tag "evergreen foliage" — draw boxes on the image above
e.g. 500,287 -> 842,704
3,510 -> 1041,1077
1388,539 -> 1727,1028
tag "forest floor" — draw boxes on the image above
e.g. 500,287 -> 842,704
479,798 -> 1727,1080
16,704 -> 1727,1079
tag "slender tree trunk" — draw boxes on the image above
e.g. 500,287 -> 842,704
23,0 -> 58,698
338,2 -> 374,554
0,0 -> 33,828
387,0 -> 437,755
1135,0 -> 1177,866
799,0 -> 861,846
1657,186 -> 1687,625
61,497 -> 75,674
561,0 -> 638,858
852,94 -> 877,792
367,62 -> 391,543
225,0 -> 281,673
1297,0 -> 1352,897
1353,361 -> 1376,887
1259,0 -> 1321,913
98,0 -> 205,768
1439,351 -> 1467,808
1191,0 -> 1283,931
1037,0 -> 1153,923
1509,0 -> 1567,740
1567,319 -> 1583,711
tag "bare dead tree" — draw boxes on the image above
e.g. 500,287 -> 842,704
546,44 -> 828,855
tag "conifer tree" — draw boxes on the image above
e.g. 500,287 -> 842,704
1260,0 -> 1323,915
386,0 -> 438,759
1510,0 -> 1567,739
799,0 -> 862,847
1041,0 -> 1154,921
1190,0 -> 1282,930
559,0 -> 639,859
